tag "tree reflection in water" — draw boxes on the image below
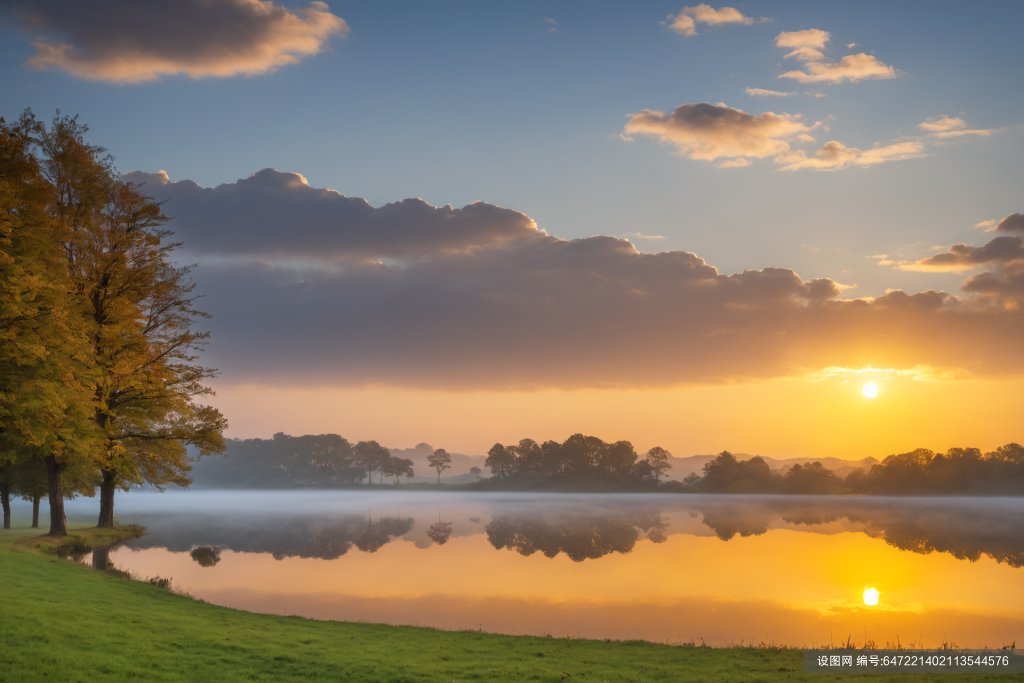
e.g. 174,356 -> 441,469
190,546 -> 222,567
120,495 -> 1024,569
485,515 -> 642,562
128,513 -> 414,560
426,519 -> 454,545
694,498 -> 1024,568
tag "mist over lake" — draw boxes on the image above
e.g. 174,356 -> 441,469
27,490 -> 1024,647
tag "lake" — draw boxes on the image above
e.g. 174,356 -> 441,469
46,491 -> 1024,647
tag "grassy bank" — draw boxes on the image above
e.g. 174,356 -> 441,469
1,521 -> 1016,683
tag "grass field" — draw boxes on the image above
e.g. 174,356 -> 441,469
1,519 -> 1018,683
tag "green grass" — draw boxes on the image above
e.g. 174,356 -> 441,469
1,520 -> 1017,682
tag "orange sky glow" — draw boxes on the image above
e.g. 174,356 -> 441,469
211,374 -> 1024,459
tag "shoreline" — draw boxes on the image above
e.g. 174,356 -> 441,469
4,521 -> 1020,681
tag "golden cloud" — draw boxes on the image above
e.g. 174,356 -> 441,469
664,4 -> 753,37
780,53 -> 898,84
776,140 -> 925,171
19,0 -> 347,83
918,116 -> 994,139
623,102 -> 813,162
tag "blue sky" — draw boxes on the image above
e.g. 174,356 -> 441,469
3,0 -> 1020,299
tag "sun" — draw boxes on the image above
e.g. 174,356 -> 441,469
862,382 -> 879,398
863,588 -> 879,606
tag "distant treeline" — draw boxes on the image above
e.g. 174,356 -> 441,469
184,432 -> 1024,496
189,433 -> 417,488
479,435 -> 672,491
680,445 -> 1024,496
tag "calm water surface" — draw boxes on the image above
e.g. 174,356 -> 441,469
63,491 -> 1024,647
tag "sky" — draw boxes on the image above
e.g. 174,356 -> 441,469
2,0 -> 1022,461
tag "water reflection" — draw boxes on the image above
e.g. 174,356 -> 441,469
190,546 -> 221,567
426,519 -> 453,545
692,497 -> 1024,568
487,515 -> 643,562
85,491 -> 1024,646
113,494 -> 1024,568
126,512 -> 414,560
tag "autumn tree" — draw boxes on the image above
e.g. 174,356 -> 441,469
427,448 -> 452,483
11,457 -> 48,528
35,111 -> 226,528
0,112 -> 101,535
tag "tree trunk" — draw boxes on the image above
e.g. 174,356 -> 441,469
97,469 -> 116,528
1,483 -> 10,530
31,494 -> 40,528
45,455 -> 67,537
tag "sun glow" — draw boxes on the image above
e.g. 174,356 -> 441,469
862,382 -> 879,398
863,587 -> 880,606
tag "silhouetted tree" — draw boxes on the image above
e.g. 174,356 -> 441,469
781,462 -> 839,494
354,440 -> 390,485
469,466 -> 482,480
383,456 -> 414,484
644,447 -> 672,481
485,443 -> 516,480
700,451 -> 779,493
427,448 -> 452,483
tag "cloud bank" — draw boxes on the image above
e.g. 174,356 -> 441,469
124,169 -> 542,259
897,216 -> 1024,304
15,0 -> 347,83
128,170 -> 1024,390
